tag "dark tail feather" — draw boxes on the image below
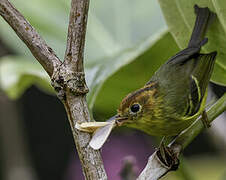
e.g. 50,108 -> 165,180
188,5 -> 216,48
166,5 -> 215,65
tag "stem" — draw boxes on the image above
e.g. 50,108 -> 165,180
137,93 -> 226,180
0,0 -> 61,77
61,0 -> 107,179
63,96 -> 107,180
171,93 -> 226,149
64,0 -> 89,72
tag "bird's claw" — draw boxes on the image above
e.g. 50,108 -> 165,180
157,138 -> 179,171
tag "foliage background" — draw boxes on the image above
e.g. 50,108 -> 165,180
0,0 -> 225,180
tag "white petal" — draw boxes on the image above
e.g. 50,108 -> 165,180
75,122 -> 110,133
89,120 -> 116,150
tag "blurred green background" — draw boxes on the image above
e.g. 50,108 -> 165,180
0,0 -> 225,180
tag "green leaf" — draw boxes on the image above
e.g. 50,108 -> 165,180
0,0 -> 167,103
0,56 -> 53,99
158,0 -> 226,86
93,32 -> 180,119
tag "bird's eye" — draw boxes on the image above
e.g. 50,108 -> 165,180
130,103 -> 141,113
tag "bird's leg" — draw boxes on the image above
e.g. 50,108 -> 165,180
201,110 -> 211,128
158,137 -> 168,165
157,136 -> 179,170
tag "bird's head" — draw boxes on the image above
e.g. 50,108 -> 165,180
76,81 -> 159,150
115,81 -> 158,126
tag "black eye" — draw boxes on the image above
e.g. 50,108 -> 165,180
130,104 -> 141,113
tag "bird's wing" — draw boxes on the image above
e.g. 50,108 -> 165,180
183,51 -> 217,117
150,5 -> 216,118
151,50 -> 217,119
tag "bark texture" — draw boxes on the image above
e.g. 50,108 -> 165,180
0,0 -> 107,179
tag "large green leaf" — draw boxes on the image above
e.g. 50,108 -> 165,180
0,0 -> 166,60
0,56 -> 53,98
0,0 -> 167,103
158,0 -> 226,86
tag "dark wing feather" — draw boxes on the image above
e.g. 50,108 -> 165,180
192,52 -> 217,96
185,52 -> 217,116
152,51 -> 217,118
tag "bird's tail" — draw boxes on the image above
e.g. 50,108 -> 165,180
188,5 -> 216,48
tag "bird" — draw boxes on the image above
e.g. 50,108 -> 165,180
76,4 -> 217,150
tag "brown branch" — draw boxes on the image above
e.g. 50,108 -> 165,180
63,96 -> 107,180
0,0 -> 107,179
64,0 -> 89,73
51,0 -> 107,179
0,0 -> 61,76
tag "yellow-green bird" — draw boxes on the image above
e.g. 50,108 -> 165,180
76,5 -> 217,150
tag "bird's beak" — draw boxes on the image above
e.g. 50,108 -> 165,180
107,115 -> 118,122
114,115 -> 129,126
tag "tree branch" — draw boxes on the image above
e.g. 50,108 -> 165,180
51,0 -> 107,179
0,0 -> 107,179
137,93 -> 226,180
0,0 -> 61,76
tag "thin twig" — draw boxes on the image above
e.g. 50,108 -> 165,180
64,0 -> 89,72
0,0 -> 61,76
137,93 -> 226,180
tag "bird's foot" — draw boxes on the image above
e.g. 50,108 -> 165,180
201,110 -> 211,128
157,137 -> 179,171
